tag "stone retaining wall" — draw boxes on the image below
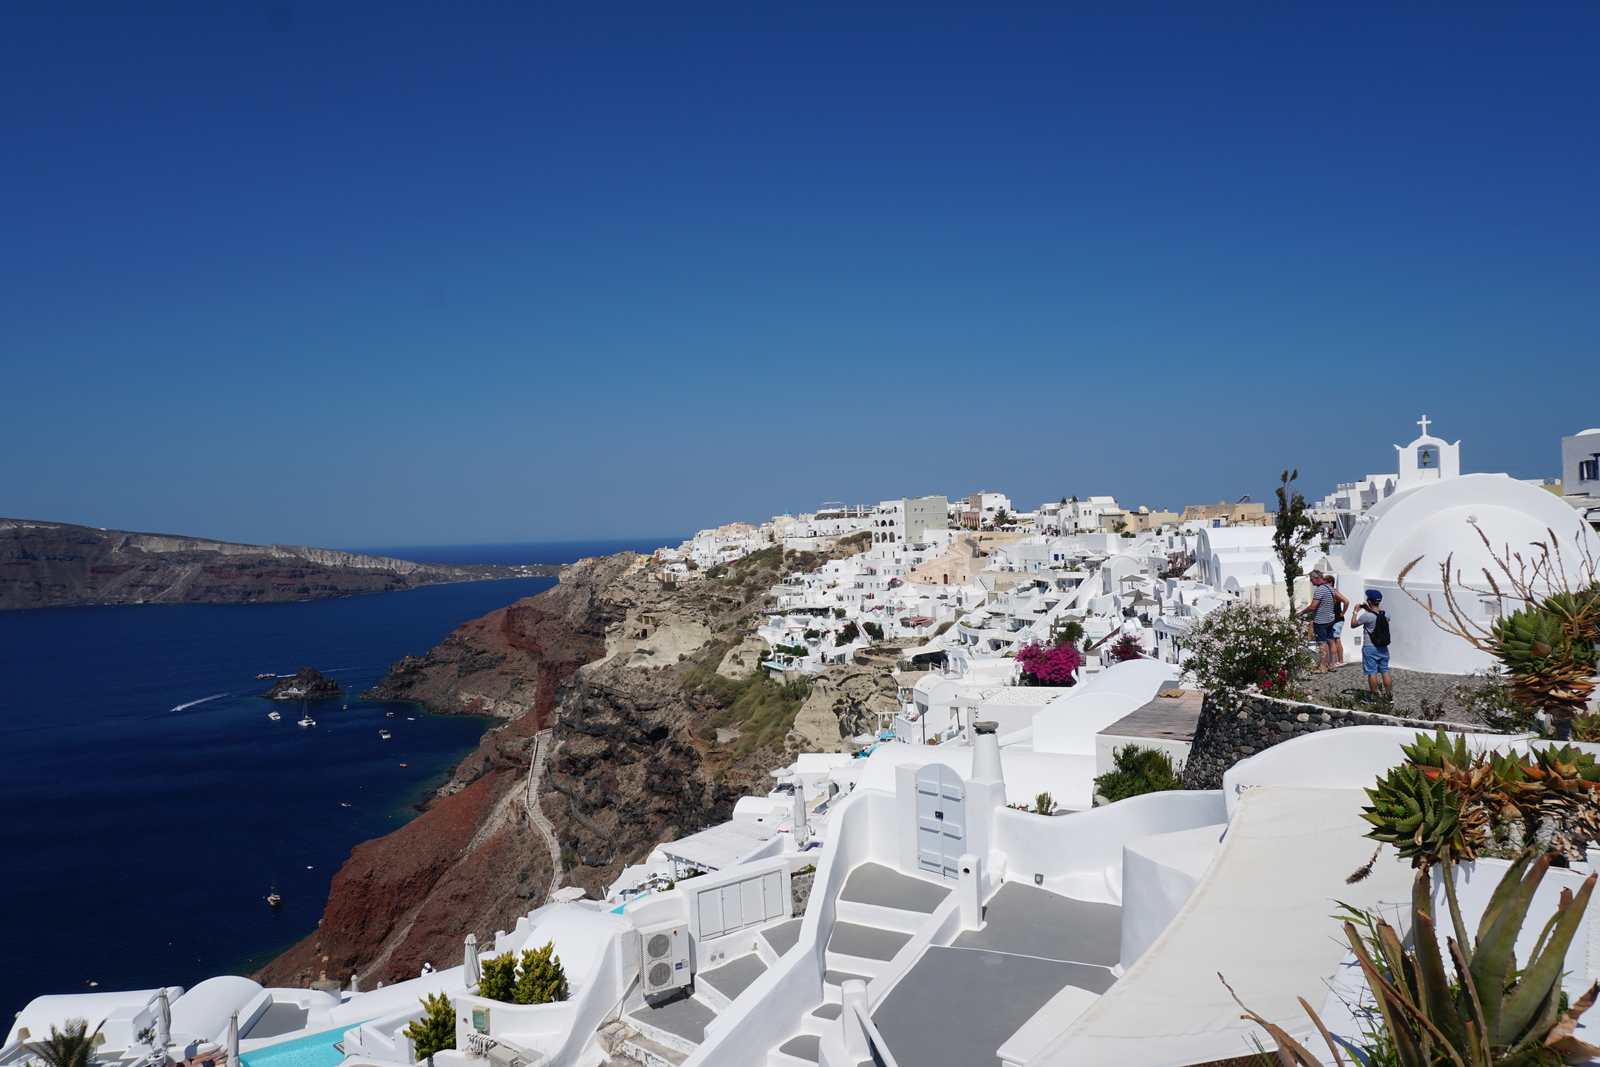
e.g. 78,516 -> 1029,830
1180,691 -> 1488,789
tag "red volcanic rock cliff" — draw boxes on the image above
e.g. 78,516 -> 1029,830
256,548 -> 821,989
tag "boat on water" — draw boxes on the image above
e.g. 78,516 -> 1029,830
385,711 -> 395,717
266,892 -> 281,907
297,716 -> 316,727
379,729 -> 392,740
255,673 -> 277,680
267,711 -> 281,721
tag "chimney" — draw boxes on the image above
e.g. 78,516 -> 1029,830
972,720 -> 1002,782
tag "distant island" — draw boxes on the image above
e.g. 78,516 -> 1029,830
0,517 -> 562,610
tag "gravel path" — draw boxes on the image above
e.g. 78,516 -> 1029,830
1294,665 -> 1481,723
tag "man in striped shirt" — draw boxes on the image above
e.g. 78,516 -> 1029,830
1299,570 -> 1349,674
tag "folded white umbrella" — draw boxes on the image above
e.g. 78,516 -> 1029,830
154,988 -> 171,1050
463,933 -> 482,989
227,1011 -> 239,1067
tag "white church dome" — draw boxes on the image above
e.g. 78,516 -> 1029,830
1577,428 -> 1600,436
1340,474 -> 1599,673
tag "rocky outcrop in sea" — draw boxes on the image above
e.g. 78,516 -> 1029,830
261,668 -> 344,702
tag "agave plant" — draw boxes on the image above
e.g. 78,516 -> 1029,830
1488,607 -> 1598,738
24,1018 -> 103,1067
1361,734 -> 1491,944
1229,853 -> 1600,1067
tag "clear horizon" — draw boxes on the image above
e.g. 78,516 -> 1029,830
5,3 -> 1597,546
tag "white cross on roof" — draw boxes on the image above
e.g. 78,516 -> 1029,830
1417,415 -> 1431,435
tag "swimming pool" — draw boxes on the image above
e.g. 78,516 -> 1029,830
239,1027 -> 349,1067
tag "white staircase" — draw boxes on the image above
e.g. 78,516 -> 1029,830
764,863 -> 952,1066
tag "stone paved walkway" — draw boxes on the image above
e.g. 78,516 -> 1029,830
1295,665 -> 1481,723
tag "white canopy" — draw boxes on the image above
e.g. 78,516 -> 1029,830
1028,786 -> 1413,1067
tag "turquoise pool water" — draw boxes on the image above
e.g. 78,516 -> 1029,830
240,1027 -> 349,1067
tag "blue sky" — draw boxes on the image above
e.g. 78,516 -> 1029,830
5,3 -> 1597,547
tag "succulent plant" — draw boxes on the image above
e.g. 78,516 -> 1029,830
1362,762 -> 1482,869
1231,853 -> 1600,1067
1488,608 -> 1598,734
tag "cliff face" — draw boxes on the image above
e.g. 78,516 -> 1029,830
258,547 -> 847,989
0,518 -> 556,610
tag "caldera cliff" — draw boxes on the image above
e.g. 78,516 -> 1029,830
256,545 -> 889,988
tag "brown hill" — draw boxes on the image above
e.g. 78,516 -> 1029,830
0,517 -> 557,610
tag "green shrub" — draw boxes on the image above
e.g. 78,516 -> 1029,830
1034,792 -> 1057,815
803,629 -> 821,641
1052,620 -> 1084,649
475,945 -> 569,1007
405,992 -> 456,1060
694,671 -> 812,756
512,942 -> 568,1005
477,952 -> 517,1002
775,644 -> 807,658
1451,667 -> 1538,734
863,621 -> 884,640
1181,603 -> 1312,711
833,607 -> 847,620
835,622 -> 859,647
1094,746 -> 1183,802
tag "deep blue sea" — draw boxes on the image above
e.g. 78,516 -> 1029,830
0,538 -> 676,1018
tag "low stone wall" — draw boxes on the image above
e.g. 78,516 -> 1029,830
1181,691 -> 1487,789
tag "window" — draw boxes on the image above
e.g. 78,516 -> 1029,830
1582,457 -> 1600,483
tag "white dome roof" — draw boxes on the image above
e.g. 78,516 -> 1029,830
1343,474 -> 1599,584
1578,428 -> 1600,436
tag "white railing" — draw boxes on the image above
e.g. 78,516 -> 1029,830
840,981 -> 900,1067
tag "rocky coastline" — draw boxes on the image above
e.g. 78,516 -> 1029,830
0,517 -> 558,610
257,546 -> 879,989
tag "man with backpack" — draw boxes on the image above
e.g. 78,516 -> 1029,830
1352,590 -> 1393,701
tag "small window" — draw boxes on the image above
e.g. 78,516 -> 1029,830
1581,458 -> 1599,482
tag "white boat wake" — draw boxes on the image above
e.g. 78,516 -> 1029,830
171,693 -> 230,712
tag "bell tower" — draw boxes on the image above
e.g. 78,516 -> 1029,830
1395,415 -> 1461,488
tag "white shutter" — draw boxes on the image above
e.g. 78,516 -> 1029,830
698,888 -> 724,939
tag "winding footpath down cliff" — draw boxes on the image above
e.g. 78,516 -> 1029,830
0,518 -> 555,610
257,547 -> 877,989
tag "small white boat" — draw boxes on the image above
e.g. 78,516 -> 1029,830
268,711 -> 281,721
379,729 -> 392,740
298,716 -> 316,727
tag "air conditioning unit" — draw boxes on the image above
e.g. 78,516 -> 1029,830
638,921 -> 691,996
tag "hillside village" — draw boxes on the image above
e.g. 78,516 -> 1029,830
13,418 -> 1600,1067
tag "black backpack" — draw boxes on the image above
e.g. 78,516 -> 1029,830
1369,610 -> 1391,648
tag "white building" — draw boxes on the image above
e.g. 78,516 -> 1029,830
869,495 -> 948,546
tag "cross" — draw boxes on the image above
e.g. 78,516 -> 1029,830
1417,415 -> 1431,435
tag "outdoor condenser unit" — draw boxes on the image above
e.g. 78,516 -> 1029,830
638,921 -> 691,996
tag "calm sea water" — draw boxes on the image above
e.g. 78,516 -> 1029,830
0,538 -> 674,1018
347,538 -> 680,566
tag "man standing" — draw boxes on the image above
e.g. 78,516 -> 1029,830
1352,590 -> 1394,701
1300,570 -> 1348,673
